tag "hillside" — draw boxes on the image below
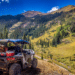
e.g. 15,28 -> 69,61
0,5 -> 75,39
9,5 -> 75,39
30,6 -> 75,73
0,5 -> 75,74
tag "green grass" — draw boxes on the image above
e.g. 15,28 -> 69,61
31,24 -> 75,74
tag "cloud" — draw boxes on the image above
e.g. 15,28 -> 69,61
47,6 -> 59,13
1,0 -> 9,3
5,0 -> 9,3
24,10 -> 26,13
1,0 -> 4,2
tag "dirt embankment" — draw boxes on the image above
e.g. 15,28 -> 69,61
1,56 -> 74,75
21,59 -> 73,75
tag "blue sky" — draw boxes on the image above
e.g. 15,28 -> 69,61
0,0 -> 75,16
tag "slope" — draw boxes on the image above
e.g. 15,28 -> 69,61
30,6 -> 75,73
21,59 -> 72,75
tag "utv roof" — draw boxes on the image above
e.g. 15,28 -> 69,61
0,39 -> 29,44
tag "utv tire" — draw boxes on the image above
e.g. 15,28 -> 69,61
31,58 -> 37,68
9,63 -> 21,75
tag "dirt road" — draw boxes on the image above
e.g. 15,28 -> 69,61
21,59 -> 72,75
1,55 -> 74,75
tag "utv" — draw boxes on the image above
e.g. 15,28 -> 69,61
0,39 -> 37,75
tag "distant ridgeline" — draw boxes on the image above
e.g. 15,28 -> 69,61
0,5 -> 75,41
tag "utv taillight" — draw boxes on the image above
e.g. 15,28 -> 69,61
6,53 -> 14,56
6,51 -> 15,56
6,57 -> 15,61
1,53 -> 4,56
6,51 -> 15,61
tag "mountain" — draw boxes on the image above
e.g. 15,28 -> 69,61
57,5 -> 75,12
45,5 -> 75,15
22,11 -> 43,17
0,5 -> 75,39
0,5 -> 75,74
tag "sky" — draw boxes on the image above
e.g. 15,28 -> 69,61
0,0 -> 75,16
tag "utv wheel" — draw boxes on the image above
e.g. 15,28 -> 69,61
31,58 -> 37,68
9,63 -> 21,75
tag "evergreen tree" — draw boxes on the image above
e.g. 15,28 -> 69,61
52,37 -> 57,46
0,32 -> 3,39
29,44 -> 31,49
55,32 -> 61,44
22,33 -> 26,40
3,26 -> 8,39
50,54 -> 53,59
13,34 -> 16,39
48,41 -> 50,47
41,53 -> 43,60
31,44 -> 34,50
24,44 -> 27,49
16,34 -> 19,39
26,35 -> 29,41
60,22 -> 63,30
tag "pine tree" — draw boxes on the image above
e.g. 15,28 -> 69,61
0,32 -> 3,39
3,26 -> 8,39
41,53 -> 43,60
29,44 -> 31,49
24,44 -> 27,49
16,34 -> 19,39
50,54 -> 53,59
31,44 -> 34,50
22,33 -> 26,40
26,35 -> 29,41
48,41 -> 50,47
6,30 -> 8,39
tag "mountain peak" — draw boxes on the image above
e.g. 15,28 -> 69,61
58,5 -> 75,12
22,11 -> 42,17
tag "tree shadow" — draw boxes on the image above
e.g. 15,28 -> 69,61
22,67 -> 41,75
0,71 -> 3,75
1,67 -> 41,75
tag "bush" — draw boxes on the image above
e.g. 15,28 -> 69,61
57,58 -> 61,62
50,54 -> 53,59
72,64 -> 75,69
48,60 -> 52,63
52,37 -> 57,46
70,22 -> 75,33
51,29 -> 56,32
41,54 -> 43,60
71,33 -> 75,37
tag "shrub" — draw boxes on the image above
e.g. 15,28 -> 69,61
51,29 -> 56,32
41,54 -> 43,60
52,37 -> 57,47
50,54 -> 53,59
71,33 -> 75,37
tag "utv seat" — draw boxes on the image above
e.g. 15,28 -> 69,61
8,46 -> 21,55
